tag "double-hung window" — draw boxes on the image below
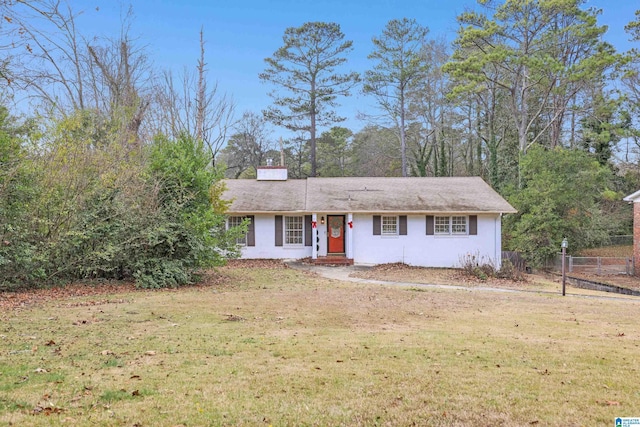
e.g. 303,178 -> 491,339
374,215 -> 407,236
434,216 -> 450,234
435,216 -> 467,235
228,216 -> 248,245
381,215 -> 398,235
284,216 -> 303,245
451,216 -> 467,234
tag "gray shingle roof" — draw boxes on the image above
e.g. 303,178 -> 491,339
223,176 -> 516,214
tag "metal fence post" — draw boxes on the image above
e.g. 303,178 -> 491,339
626,257 -> 631,276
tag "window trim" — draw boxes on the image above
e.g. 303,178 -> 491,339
451,215 -> 468,235
284,215 -> 304,246
434,215 -> 468,236
381,215 -> 398,236
228,216 -> 248,246
434,216 -> 451,235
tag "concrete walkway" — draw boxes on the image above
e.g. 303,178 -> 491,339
287,261 -> 523,294
285,261 -> 640,301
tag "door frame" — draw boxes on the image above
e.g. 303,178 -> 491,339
326,215 -> 346,254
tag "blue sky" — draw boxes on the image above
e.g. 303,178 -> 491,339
77,0 -> 637,137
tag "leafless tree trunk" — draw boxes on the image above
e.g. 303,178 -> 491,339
195,28 -> 206,142
150,29 -> 235,165
87,34 -> 152,146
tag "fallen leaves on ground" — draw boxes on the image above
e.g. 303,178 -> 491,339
0,270 -> 232,312
33,404 -> 64,415
351,263 -> 525,288
0,282 -> 138,312
223,259 -> 288,269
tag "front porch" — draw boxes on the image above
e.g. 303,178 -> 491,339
311,212 -> 354,262
313,255 -> 354,266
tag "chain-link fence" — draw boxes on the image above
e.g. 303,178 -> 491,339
599,235 -> 633,246
551,254 -> 634,276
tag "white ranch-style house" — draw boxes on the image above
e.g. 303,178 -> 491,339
223,167 -> 516,267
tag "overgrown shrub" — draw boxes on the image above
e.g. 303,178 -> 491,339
495,259 -> 524,281
1,110 -> 243,290
0,107 -> 46,289
459,253 -> 524,281
143,134 -> 242,287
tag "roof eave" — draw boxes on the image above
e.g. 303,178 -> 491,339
623,189 -> 640,203
226,209 -> 517,215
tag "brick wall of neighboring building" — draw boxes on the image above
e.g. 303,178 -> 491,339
635,202 -> 640,276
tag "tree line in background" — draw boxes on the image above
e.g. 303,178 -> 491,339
1,0 -> 640,290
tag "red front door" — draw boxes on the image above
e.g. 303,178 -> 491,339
327,215 -> 345,254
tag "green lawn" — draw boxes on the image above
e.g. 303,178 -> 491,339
1,266 -> 638,426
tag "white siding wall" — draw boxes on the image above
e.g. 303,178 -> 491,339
351,214 -> 502,268
317,222 -> 328,256
239,214 -> 312,259
238,213 -> 503,268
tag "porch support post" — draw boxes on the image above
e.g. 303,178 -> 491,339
312,213 -> 318,260
346,213 -> 353,260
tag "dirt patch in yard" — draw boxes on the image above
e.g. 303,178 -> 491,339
349,262 -> 531,289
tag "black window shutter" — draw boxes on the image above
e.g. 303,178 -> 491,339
275,215 -> 283,246
373,215 -> 381,235
399,215 -> 407,235
304,215 -> 312,246
469,215 -> 477,235
426,215 -> 434,235
247,216 -> 255,246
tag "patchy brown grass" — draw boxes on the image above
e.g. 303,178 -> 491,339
1,266 -> 639,426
